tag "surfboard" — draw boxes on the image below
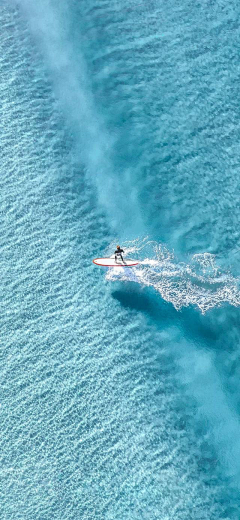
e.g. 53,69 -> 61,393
93,258 -> 139,267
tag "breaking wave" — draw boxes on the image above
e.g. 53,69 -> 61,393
106,238 -> 240,313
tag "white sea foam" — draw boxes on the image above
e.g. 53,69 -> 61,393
106,239 -> 240,313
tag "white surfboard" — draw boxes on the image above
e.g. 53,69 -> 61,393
93,258 -> 139,267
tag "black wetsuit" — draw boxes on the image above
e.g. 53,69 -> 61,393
115,248 -> 124,261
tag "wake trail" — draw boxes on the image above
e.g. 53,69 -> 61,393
105,238 -> 240,313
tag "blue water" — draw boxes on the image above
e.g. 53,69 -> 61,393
1,0 -> 240,518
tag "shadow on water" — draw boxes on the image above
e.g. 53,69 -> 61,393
112,283 -> 177,324
112,283 -> 240,353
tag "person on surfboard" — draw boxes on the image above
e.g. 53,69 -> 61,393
115,245 -> 124,262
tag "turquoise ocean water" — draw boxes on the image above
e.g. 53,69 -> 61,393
1,0 -> 240,518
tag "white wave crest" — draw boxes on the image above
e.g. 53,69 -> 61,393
105,239 -> 240,313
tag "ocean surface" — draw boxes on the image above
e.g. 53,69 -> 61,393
1,0 -> 240,518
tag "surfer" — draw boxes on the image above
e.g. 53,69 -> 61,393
115,245 -> 124,262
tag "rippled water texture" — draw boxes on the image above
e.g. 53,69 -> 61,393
1,1 -> 240,519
